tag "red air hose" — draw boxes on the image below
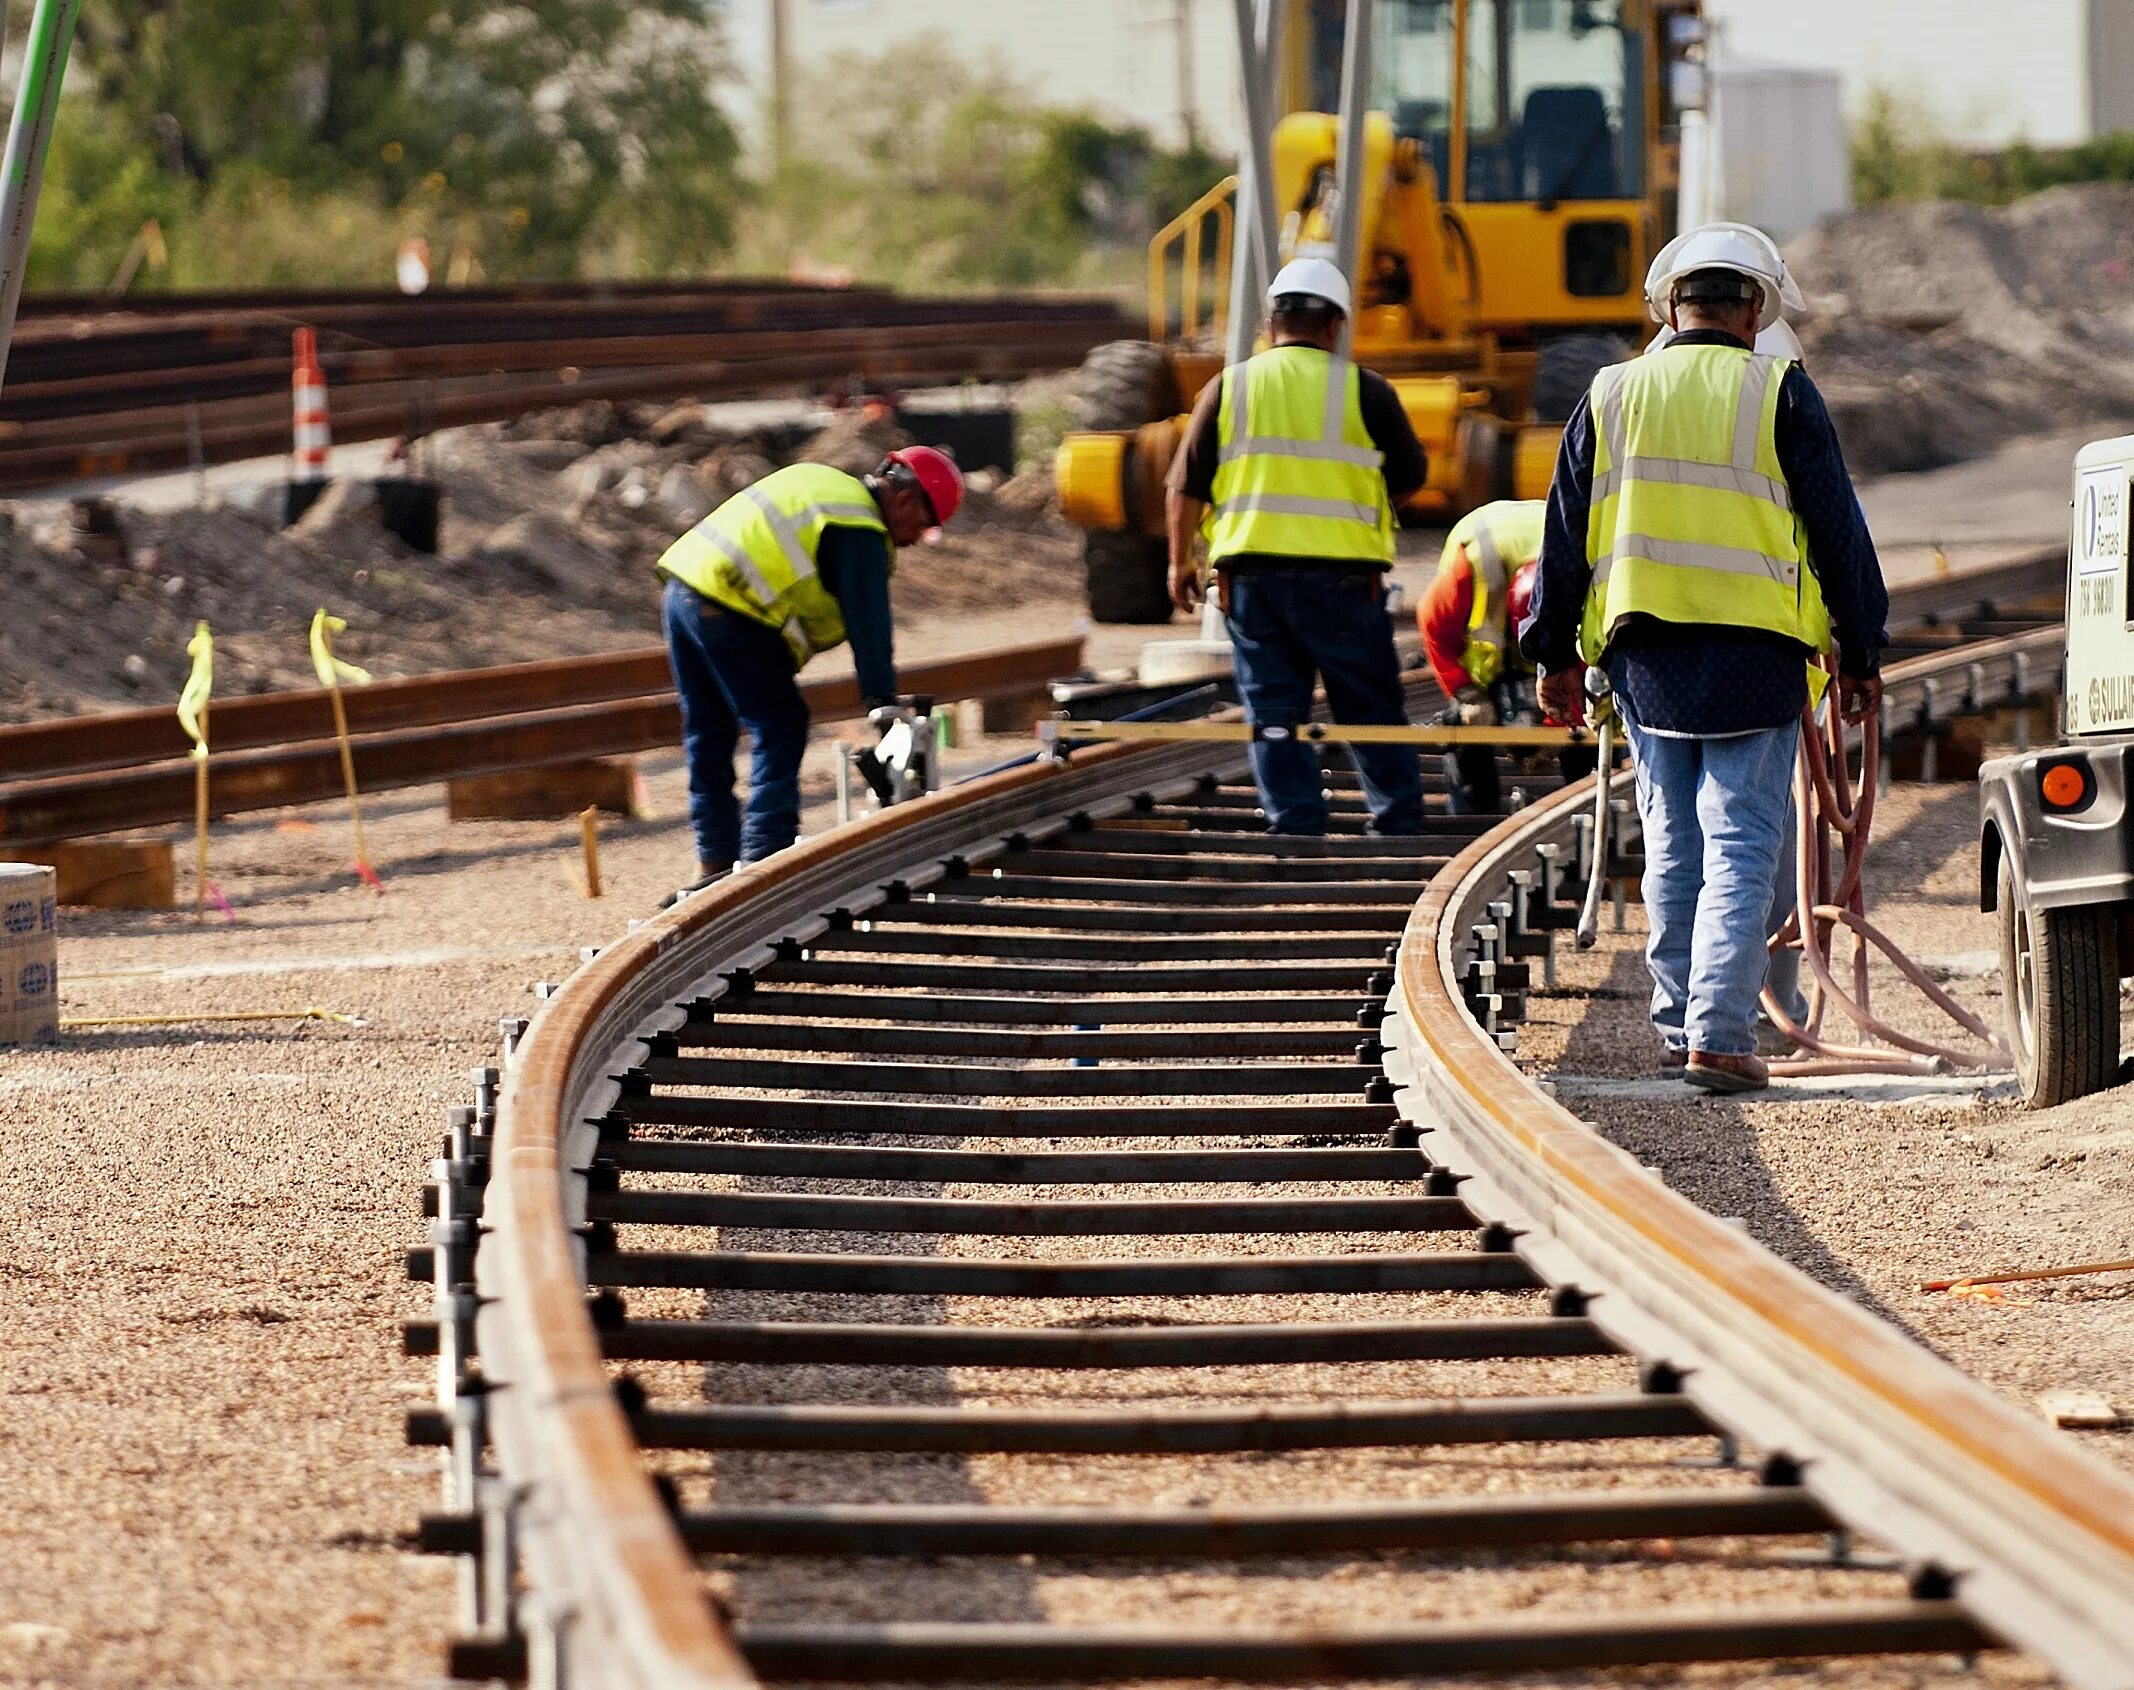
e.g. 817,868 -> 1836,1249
1761,669 -> 2008,1077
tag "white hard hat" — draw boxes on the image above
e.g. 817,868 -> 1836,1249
1267,254 -> 1352,318
1644,221 -> 1788,332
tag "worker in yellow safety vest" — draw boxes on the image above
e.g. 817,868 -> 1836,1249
656,446 -> 965,892
1417,499 -> 1595,813
1164,255 -> 1432,836
1521,222 -> 1890,1094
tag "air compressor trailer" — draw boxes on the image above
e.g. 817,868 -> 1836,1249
1979,432 -> 2134,1106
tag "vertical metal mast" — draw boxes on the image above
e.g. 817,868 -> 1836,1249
1330,0 -> 1375,358
0,0 -> 82,392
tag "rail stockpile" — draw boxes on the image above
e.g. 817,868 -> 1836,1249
403,555 -> 2134,1688
0,280 -> 1131,491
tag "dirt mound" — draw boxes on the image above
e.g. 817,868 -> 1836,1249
1788,185 -> 2134,474
0,398 -> 1081,724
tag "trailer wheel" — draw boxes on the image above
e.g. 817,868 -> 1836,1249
1998,853 -> 2121,1107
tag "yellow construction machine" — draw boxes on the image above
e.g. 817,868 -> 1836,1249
1055,0 -> 1710,621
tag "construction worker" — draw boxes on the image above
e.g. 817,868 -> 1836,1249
1165,255 -> 1429,836
656,446 -> 965,890
1416,498 -> 1596,814
1522,223 -> 1889,1093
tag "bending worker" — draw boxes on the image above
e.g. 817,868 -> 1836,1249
656,445 -> 965,891
1521,223 -> 1889,1094
1417,498 -> 1595,814
1165,255 -> 1429,836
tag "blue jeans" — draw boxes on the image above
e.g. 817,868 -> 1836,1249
1622,710 -> 1800,1057
1223,567 -> 1424,836
663,579 -> 811,866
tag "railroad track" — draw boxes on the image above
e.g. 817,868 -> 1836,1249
0,635 -> 1082,850
0,280 -> 1130,490
404,554 -> 2134,1688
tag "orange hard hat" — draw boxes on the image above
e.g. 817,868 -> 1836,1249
885,444 -> 965,526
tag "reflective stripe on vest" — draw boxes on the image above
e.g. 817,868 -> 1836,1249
1442,500 -> 1546,688
1579,343 -> 1828,665
657,463 -> 889,668
1207,345 -> 1394,565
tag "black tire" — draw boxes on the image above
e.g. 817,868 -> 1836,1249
1075,340 -> 1183,432
1085,532 -> 1175,623
1074,340 -> 1184,623
1530,332 -> 1634,424
1998,852 -> 2121,1107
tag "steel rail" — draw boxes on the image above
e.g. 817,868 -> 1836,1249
0,636 -> 1081,848
452,558 -> 2101,1688
1382,627 -> 2134,1689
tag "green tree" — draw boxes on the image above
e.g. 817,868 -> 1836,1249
33,0 -> 743,286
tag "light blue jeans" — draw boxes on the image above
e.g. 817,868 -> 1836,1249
1622,711 -> 1802,1057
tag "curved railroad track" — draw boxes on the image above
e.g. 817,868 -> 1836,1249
407,555 -> 2134,1689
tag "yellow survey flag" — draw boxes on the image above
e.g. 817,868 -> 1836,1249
176,620 -> 213,757
309,609 -> 372,689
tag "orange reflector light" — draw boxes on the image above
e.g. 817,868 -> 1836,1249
2040,764 -> 2088,809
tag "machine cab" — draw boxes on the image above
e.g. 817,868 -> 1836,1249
1979,432 -> 2134,1105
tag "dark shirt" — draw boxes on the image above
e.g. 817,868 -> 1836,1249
1519,329 -> 1890,735
817,524 -> 896,705
1169,346 -> 1429,572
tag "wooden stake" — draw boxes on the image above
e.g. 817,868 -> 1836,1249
326,676 -> 378,889
580,805 -> 603,899
192,699 -> 210,918
1923,1257 -> 2134,1293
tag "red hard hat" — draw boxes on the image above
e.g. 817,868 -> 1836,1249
1506,560 -> 1538,636
886,444 -> 965,526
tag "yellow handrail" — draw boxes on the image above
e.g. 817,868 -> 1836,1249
1147,174 -> 1238,344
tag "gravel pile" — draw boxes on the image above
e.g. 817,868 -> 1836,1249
1789,185 -> 2134,475
0,395 -> 1081,726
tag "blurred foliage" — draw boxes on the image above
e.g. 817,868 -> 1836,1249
731,34 -> 1231,291
27,14 -> 1227,291
1852,84 -> 2134,207
32,0 -> 743,288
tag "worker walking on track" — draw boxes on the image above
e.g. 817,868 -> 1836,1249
1522,223 -> 1889,1094
1417,498 -> 1596,814
1165,256 -> 1430,837
656,446 -> 965,891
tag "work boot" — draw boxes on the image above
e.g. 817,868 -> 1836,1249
1684,1051 -> 1769,1094
1656,1044 -> 1688,1076
660,861 -> 733,909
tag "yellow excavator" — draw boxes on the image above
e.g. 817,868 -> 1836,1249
1054,0 -> 1710,621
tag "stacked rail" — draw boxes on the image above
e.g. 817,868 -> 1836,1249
0,636 -> 1083,849
0,281 -> 1131,490
403,553 -> 2134,1688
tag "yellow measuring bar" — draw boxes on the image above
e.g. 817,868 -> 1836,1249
1043,720 -> 1584,748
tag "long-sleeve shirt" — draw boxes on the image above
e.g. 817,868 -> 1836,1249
817,525 -> 896,705
1519,329 -> 1889,736
1168,350 -> 1430,572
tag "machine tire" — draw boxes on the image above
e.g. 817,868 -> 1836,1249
1530,332 -> 1634,424
1076,340 -> 1183,432
1998,852 -> 2121,1107
1085,532 -> 1175,624
1073,341 -> 1185,623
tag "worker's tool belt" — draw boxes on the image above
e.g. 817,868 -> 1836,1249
1207,344 -> 1395,566
658,462 -> 890,668
1445,499 -> 1546,687
1579,343 -> 1829,665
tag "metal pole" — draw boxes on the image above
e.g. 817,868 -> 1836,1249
1330,0 -> 1375,359
0,0 -> 78,394
1225,0 -> 1282,365
1228,0 -> 1282,302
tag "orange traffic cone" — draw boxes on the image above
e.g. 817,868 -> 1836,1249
291,328 -> 330,483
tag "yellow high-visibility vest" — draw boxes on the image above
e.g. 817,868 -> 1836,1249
1442,498 -> 1546,686
1207,344 -> 1394,566
1580,343 -> 1829,668
657,463 -> 890,669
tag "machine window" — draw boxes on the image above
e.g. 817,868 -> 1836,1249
1364,0 -> 1642,204
1563,218 -> 1632,295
